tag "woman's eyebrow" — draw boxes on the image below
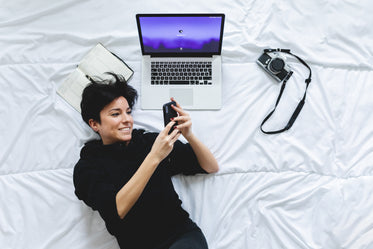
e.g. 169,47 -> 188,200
109,108 -> 121,112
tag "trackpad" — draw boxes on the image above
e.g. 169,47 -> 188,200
169,88 -> 193,106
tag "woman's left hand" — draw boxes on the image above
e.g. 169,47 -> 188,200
170,98 -> 193,139
170,98 -> 219,174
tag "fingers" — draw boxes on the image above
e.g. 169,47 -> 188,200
152,123 -> 180,159
172,115 -> 189,122
170,97 -> 179,106
169,128 -> 181,143
162,126 -> 180,153
162,121 -> 176,135
170,97 -> 186,114
170,99 -> 189,123
172,116 -> 191,129
169,98 -> 193,138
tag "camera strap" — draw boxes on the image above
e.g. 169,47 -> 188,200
260,48 -> 312,134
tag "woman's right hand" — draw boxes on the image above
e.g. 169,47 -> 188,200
115,122 -> 180,219
149,121 -> 181,163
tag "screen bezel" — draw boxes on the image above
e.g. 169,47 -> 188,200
136,13 -> 225,57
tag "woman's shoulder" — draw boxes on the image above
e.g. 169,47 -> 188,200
74,140 -> 104,174
131,129 -> 158,144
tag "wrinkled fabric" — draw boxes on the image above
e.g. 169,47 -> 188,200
1,0 -> 373,249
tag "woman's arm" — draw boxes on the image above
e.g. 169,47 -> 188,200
116,122 -> 181,219
171,98 -> 219,174
183,132 -> 219,173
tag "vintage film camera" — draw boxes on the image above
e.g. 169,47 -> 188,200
257,50 -> 293,82
256,48 -> 312,134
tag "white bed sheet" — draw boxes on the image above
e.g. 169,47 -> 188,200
1,0 -> 373,248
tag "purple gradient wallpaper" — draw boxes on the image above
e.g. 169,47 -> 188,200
139,16 -> 223,53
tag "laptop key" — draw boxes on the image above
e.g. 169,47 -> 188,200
169,80 -> 189,85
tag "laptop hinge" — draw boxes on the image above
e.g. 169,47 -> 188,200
149,54 -> 215,58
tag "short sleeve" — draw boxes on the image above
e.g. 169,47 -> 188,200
73,160 -> 121,234
166,140 -> 207,176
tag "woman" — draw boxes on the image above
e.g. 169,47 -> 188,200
73,73 -> 219,249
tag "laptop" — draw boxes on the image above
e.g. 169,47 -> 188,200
136,13 -> 225,110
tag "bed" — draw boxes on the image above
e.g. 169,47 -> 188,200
2,0 -> 373,248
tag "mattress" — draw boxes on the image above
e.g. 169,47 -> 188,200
1,0 -> 373,248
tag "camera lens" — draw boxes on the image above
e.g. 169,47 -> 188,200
269,58 -> 285,74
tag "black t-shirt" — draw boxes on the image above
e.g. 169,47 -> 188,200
73,129 -> 207,249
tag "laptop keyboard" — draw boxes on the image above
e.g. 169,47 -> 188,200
151,61 -> 212,85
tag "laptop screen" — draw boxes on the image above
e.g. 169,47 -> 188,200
136,14 -> 225,56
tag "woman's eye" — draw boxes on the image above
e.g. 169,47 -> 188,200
111,113 -> 120,117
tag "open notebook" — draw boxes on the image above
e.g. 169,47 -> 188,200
57,43 -> 133,112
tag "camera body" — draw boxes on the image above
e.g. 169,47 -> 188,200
257,51 -> 292,82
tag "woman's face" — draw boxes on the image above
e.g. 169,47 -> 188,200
89,96 -> 134,145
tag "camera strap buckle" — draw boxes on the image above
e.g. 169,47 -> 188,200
260,48 -> 312,135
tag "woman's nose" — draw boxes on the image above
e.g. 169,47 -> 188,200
122,113 -> 131,122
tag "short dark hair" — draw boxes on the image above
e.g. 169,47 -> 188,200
80,73 -> 138,125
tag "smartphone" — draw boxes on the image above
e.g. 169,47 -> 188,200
163,101 -> 178,133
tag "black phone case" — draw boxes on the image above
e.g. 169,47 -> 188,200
163,101 -> 178,133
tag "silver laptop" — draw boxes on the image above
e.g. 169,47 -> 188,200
136,13 -> 225,110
